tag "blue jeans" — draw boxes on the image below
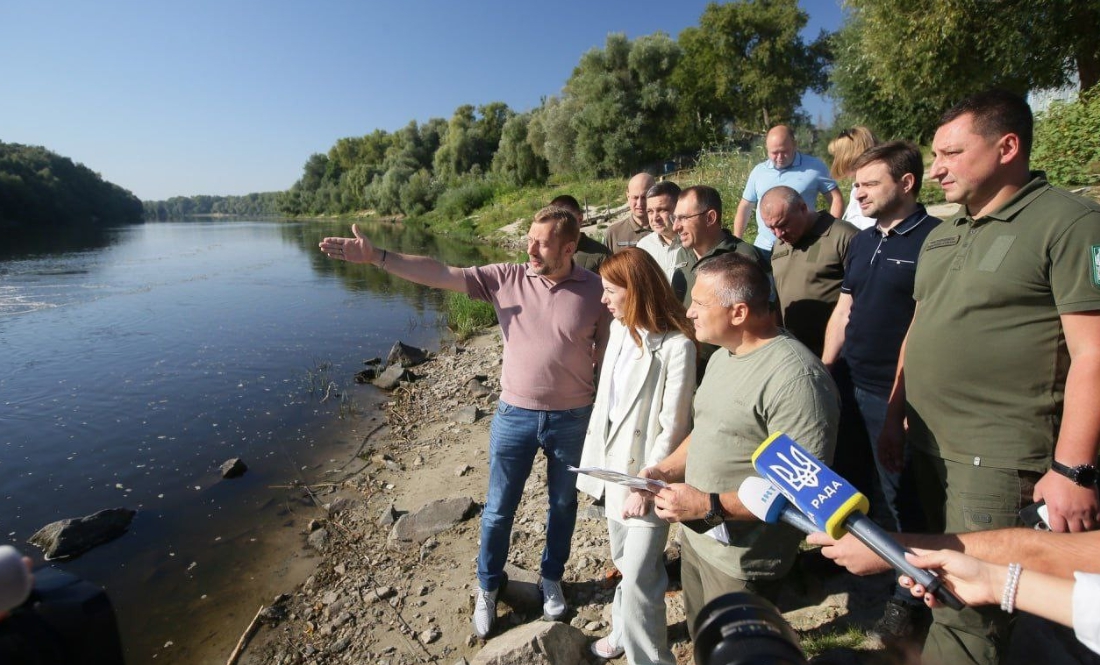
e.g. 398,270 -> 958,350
852,385 -> 903,530
477,400 -> 593,591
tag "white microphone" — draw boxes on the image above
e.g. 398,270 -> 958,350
738,476 -> 819,535
0,545 -> 33,613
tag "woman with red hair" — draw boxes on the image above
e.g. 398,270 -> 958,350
577,248 -> 697,664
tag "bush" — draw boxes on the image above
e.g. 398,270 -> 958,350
1033,85 -> 1100,187
681,148 -> 758,243
443,292 -> 498,341
434,178 -> 496,219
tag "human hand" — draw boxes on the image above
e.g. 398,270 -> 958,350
621,492 -> 652,520
653,483 -> 708,523
806,531 -> 892,575
632,466 -> 668,496
319,224 -> 375,264
899,548 -> 1000,608
1033,470 -> 1099,532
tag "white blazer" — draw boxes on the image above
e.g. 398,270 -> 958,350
577,320 -> 696,527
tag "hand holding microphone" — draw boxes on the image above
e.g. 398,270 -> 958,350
750,433 -> 965,611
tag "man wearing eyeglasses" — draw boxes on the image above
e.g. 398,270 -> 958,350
669,185 -> 768,308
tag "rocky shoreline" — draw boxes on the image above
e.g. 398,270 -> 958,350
232,326 -> 907,665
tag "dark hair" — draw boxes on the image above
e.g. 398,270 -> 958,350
533,206 -> 580,244
549,194 -> 583,222
694,253 -> 770,315
940,89 -> 1033,159
679,185 -> 722,222
599,248 -> 696,350
646,180 -> 682,200
852,140 -> 925,198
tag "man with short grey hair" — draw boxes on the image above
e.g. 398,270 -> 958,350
642,252 -> 839,630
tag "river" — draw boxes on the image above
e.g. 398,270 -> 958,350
0,218 -> 508,663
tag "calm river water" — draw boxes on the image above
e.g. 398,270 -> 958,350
0,219 -> 507,663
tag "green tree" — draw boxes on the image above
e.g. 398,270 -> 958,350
673,0 -> 829,143
832,0 -> 1100,142
491,112 -> 549,186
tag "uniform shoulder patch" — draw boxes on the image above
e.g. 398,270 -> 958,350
1092,245 -> 1100,288
924,236 -> 960,251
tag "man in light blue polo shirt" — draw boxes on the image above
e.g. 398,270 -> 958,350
734,125 -> 843,261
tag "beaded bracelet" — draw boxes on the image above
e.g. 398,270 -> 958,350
379,249 -> 388,270
1000,562 -> 1022,613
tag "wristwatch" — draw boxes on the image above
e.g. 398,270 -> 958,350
1050,460 -> 1099,488
703,493 -> 724,527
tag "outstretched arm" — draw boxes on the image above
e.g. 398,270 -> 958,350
319,224 -> 467,293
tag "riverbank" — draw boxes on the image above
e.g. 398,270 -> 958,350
228,326 -> 908,665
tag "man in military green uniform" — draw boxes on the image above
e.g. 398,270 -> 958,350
762,185 -> 859,357
880,89 -> 1100,665
670,185 -> 767,307
603,173 -> 654,253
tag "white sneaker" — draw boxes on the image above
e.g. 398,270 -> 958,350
539,577 -> 566,621
473,586 -> 498,638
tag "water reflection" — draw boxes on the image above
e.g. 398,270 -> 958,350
0,217 -> 510,664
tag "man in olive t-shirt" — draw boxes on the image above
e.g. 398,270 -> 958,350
642,253 -> 840,629
881,90 -> 1100,665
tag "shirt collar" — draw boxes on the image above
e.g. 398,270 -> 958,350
879,205 -> 933,236
951,172 -> 1049,227
523,259 -> 592,286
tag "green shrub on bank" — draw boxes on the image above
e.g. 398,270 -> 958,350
1033,85 -> 1100,187
434,179 -> 496,220
443,291 -> 498,341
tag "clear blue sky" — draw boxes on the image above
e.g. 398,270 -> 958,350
0,1 -> 843,201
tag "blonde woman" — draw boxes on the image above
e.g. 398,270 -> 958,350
828,126 -> 880,229
577,248 -> 696,664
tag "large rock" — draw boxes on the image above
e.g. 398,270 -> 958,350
372,365 -> 414,390
388,497 -> 476,549
220,457 -> 247,479
470,621 -> 587,665
387,341 -> 431,368
28,508 -> 136,560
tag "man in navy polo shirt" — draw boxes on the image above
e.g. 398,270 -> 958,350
821,141 -> 940,641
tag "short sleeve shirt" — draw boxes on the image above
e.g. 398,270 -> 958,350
464,262 -> 612,411
841,207 -> 941,392
771,212 -> 859,356
672,230 -> 769,307
603,216 -> 652,253
637,232 -> 690,282
574,233 -> 612,273
684,332 -> 839,580
741,153 -> 839,252
904,174 -> 1100,470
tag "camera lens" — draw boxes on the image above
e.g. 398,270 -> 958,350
693,592 -> 807,665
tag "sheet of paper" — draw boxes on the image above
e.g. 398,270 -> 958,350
568,466 -> 669,493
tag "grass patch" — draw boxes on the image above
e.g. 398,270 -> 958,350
799,625 -> 870,658
443,291 -> 498,341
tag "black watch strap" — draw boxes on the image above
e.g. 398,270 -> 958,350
703,493 -> 724,526
1050,460 -> 1099,488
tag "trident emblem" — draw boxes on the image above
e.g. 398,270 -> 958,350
768,445 -> 821,490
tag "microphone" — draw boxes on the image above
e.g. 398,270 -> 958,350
737,476 -> 819,535
0,545 -> 32,613
752,432 -> 965,611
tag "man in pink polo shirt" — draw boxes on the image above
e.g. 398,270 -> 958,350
320,207 -> 611,638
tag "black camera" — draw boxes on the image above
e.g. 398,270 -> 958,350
693,592 -> 807,665
0,566 -> 126,665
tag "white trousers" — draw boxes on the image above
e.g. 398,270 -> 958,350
607,519 -> 674,665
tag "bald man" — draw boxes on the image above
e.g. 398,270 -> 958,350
603,173 -> 656,253
734,126 -> 843,262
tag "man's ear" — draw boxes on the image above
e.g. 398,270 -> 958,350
998,133 -> 1022,166
900,172 -> 916,196
728,302 -> 750,326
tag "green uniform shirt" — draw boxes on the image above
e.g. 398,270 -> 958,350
771,212 -> 858,356
672,230 -> 768,307
574,232 -> 611,273
905,174 -> 1100,471
603,216 -> 651,254
684,331 -> 839,580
